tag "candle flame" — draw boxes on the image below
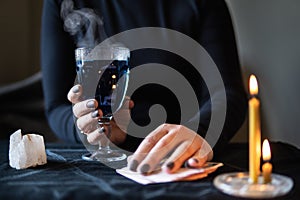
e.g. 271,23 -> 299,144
249,75 -> 258,95
262,139 -> 271,161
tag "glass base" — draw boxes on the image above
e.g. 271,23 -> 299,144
82,149 -> 127,163
213,172 -> 293,199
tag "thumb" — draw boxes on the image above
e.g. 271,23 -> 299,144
67,84 -> 83,104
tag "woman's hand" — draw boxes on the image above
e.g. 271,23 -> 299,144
127,123 -> 213,174
67,84 -> 133,145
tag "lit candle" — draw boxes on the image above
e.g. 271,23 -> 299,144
262,139 -> 272,184
249,75 -> 261,183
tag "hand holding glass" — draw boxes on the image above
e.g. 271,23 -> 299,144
75,45 -> 130,162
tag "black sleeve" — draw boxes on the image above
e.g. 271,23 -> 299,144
40,0 -> 247,151
189,0 -> 248,153
41,0 -> 80,143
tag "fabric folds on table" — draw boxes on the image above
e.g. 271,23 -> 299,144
0,142 -> 299,200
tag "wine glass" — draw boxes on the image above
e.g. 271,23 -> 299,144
75,45 -> 130,162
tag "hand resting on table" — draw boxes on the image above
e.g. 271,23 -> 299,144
127,124 -> 213,174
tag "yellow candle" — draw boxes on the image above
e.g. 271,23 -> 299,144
262,139 -> 272,184
249,75 -> 261,183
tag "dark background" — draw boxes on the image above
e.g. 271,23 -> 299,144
0,0 -> 299,148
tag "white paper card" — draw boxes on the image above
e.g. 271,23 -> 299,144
116,162 -> 223,185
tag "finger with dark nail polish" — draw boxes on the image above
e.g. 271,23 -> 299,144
86,100 -> 95,108
140,164 -> 150,174
184,161 -> 191,168
129,160 -> 139,171
72,85 -> 80,93
91,110 -> 99,118
166,162 -> 174,170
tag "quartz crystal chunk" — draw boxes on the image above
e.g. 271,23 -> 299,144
9,129 -> 47,169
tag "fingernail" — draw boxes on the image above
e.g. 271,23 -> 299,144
72,85 -> 80,93
166,162 -> 174,170
140,164 -> 150,174
129,160 -> 139,171
91,110 -> 99,118
86,100 -> 95,108
184,161 -> 191,168
98,127 -> 105,133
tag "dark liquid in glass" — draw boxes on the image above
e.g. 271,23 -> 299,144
76,59 -> 130,116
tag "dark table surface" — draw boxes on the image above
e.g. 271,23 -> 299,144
0,141 -> 299,200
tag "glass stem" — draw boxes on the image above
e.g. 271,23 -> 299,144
98,120 -> 112,151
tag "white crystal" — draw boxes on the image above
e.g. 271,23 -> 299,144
9,129 -> 47,169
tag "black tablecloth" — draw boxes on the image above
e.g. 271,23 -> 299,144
0,141 -> 299,200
